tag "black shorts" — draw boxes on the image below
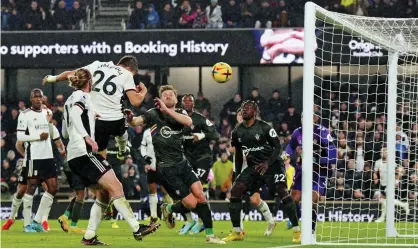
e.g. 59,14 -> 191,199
236,160 -> 287,196
18,160 -> 28,184
95,118 -> 127,151
68,153 -> 112,187
187,157 -> 213,183
147,169 -> 163,185
157,160 -> 199,199
27,158 -> 58,181
64,169 -> 85,191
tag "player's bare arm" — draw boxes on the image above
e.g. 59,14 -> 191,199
125,82 -> 148,107
15,140 -> 25,157
42,70 -> 75,85
155,97 -> 192,127
54,138 -> 66,157
124,109 -> 145,127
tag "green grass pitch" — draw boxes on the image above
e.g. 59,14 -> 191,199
1,220 -> 416,248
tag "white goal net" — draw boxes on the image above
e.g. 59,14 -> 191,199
302,2 -> 418,246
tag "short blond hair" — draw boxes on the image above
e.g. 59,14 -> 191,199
159,85 -> 178,97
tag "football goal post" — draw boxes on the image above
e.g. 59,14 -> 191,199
302,1 -> 417,246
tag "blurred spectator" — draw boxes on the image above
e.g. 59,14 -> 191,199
266,89 -> 286,122
42,95 -> 51,109
2,6 -> 10,30
121,155 -> 139,176
219,118 -> 232,139
192,4 -> 207,28
273,0 -> 289,27
211,152 -> 233,200
222,0 -> 240,28
51,103 -> 63,129
24,1 -> 45,30
205,0 -> 222,29
326,177 -> 352,200
69,0 -> 85,30
6,150 -> 17,168
178,0 -> 196,28
1,181 -> 12,201
248,88 -> 266,118
53,0 -> 70,30
145,4 -> 159,29
194,92 -> 211,114
240,0 -> 258,28
5,108 -> 18,134
255,0 -> 274,28
122,166 -> 141,199
7,173 -> 18,194
2,160 -> 13,182
0,139 -> 6,162
129,0 -> 146,29
7,8 -> 23,30
277,121 -> 290,144
17,101 -> 26,113
220,93 -> 242,127
160,3 -> 174,28
282,105 -> 301,132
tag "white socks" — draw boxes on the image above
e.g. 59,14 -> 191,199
10,195 -> 23,220
112,196 -> 139,232
233,227 -> 243,233
34,192 -> 54,223
379,199 -> 387,219
115,132 -> 128,154
256,201 -> 275,224
23,194 -> 34,227
85,200 -> 107,240
149,193 -> 158,218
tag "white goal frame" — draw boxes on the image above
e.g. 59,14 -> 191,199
302,1 -> 417,246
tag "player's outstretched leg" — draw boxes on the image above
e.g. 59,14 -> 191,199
223,181 -> 246,242
68,190 -> 86,233
2,184 -> 27,230
250,193 -> 276,236
82,192 -> 108,246
115,132 -> 128,161
59,196 -> 76,232
276,184 -> 300,243
99,169 -> 160,241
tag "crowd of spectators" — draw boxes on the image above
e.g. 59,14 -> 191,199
1,76 -> 417,203
127,0 -> 418,30
1,0 -> 88,30
3,0 -> 417,31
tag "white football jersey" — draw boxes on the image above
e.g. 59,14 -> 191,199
64,90 -> 95,161
83,61 -> 136,121
140,129 -> 156,170
17,108 -> 59,160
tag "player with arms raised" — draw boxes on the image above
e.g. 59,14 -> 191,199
126,85 -> 225,244
43,55 -> 147,161
180,94 -> 220,235
63,69 -> 159,245
222,100 -> 300,242
285,114 -> 337,242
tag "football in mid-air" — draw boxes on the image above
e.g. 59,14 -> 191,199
212,62 -> 232,83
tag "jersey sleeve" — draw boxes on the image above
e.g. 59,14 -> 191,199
123,72 -> 136,93
201,116 -> 219,141
319,126 -> 337,165
231,129 -> 240,148
141,109 -> 157,127
265,123 -> 280,147
285,129 -> 299,156
16,112 -> 27,132
73,92 -> 88,111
